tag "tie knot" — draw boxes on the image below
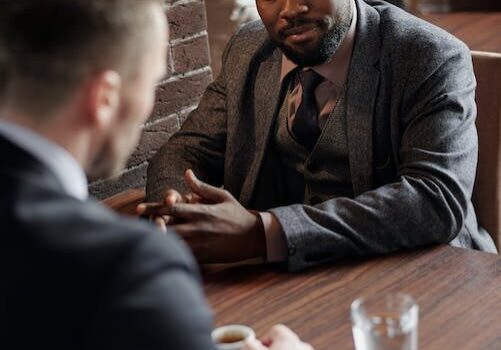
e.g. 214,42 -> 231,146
299,69 -> 323,94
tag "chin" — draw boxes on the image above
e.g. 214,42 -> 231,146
283,46 -> 330,67
273,35 -> 327,67
87,151 -> 127,182
275,21 -> 349,67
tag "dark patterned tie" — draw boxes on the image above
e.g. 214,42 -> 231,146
291,69 -> 324,151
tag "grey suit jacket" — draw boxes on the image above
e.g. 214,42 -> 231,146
147,0 -> 497,271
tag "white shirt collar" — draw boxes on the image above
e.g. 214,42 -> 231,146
0,120 -> 89,201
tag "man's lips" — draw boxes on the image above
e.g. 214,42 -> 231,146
280,22 -> 320,44
281,22 -> 319,37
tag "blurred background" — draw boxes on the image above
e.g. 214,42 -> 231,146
206,0 -> 258,77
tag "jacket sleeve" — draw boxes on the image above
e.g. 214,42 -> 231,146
270,38 -> 479,271
145,34 -> 239,202
84,233 -> 215,350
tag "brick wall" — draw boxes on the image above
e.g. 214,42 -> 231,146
89,0 -> 212,199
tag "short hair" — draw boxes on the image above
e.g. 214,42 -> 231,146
0,0 -> 163,115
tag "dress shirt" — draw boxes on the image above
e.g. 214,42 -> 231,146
0,119 -> 88,201
261,0 -> 358,262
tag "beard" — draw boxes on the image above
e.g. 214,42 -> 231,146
87,108 -> 140,182
87,137 -> 130,182
274,3 -> 353,67
277,24 -> 349,67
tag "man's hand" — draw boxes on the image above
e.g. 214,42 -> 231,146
138,169 -> 267,263
242,325 -> 314,350
166,169 -> 266,263
136,186 -> 203,232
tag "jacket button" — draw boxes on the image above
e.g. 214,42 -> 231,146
288,245 -> 297,256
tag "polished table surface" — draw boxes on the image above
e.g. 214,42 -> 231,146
421,12 -> 501,53
203,246 -> 500,350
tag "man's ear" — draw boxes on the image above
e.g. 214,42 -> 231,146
85,70 -> 122,129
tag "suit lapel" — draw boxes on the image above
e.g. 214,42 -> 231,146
346,0 -> 382,195
239,46 -> 284,205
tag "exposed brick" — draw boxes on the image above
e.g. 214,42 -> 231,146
171,34 -> 211,74
166,1 -> 207,40
148,68 -> 212,123
126,115 -> 180,168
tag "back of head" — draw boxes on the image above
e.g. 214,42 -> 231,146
0,0 -> 162,116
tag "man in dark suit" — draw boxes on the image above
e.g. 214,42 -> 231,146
0,1 -> 310,349
143,0 -> 497,271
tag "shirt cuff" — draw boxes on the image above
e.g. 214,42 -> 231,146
259,212 -> 287,262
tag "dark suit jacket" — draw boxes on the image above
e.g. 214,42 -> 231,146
147,0 -> 497,271
0,135 -> 214,349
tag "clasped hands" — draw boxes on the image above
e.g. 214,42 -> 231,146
137,173 -> 313,350
137,169 -> 266,263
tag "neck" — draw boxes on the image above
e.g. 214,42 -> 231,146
0,107 -> 94,173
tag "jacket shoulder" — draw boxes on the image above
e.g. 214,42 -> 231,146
223,20 -> 271,62
233,20 -> 268,45
366,0 -> 469,57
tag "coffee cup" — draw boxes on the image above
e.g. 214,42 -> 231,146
212,324 -> 256,350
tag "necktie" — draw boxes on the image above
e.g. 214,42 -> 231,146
291,69 -> 324,151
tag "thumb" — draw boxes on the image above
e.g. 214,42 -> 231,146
242,338 -> 267,350
184,169 -> 229,203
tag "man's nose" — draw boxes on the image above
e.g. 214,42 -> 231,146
280,0 -> 309,20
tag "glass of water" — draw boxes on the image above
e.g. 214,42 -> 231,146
351,293 -> 419,350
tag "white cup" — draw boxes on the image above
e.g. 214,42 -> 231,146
212,324 -> 256,350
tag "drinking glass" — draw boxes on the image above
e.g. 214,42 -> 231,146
351,293 -> 418,350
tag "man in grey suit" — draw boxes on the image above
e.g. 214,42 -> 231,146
143,0 -> 497,272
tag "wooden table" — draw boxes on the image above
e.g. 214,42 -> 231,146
203,246 -> 500,350
421,12 -> 501,52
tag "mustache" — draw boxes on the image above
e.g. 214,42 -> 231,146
279,19 -> 321,36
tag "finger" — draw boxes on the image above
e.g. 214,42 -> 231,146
185,192 -> 204,204
162,215 -> 178,225
136,202 -> 149,215
169,203 -> 211,220
136,202 -> 172,216
241,338 -> 267,350
260,337 -> 272,348
142,202 -> 211,220
303,343 -> 314,350
265,324 -> 298,343
164,189 -> 184,206
184,169 -> 229,203
154,217 -> 167,233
